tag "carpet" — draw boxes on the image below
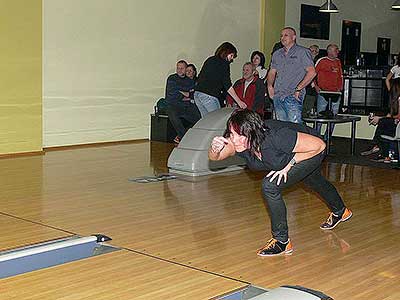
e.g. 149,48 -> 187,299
326,137 -> 398,169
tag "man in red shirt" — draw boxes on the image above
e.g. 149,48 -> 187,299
227,62 -> 266,116
314,44 -> 343,137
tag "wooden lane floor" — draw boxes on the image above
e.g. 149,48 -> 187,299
1,141 -> 400,299
0,250 -> 246,299
0,214 -> 71,251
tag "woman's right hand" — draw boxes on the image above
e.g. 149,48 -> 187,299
371,116 -> 381,125
211,136 -> 229,153
237,101 -> 247,109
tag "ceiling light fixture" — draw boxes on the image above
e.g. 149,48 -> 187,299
392,0 -> 400,9
319,0 -> 339,13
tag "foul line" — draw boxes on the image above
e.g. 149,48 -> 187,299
0,211 -> 250,286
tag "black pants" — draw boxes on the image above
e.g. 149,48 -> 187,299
373,117 -> 397,156
166,101 -> 201,139
261,153 -> 345,242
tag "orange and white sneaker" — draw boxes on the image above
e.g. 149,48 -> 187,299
320,208 -> 352,230
257,238 -> 293,257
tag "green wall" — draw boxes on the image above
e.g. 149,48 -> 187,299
0,0 -> 42,154
264,0 -> 286,64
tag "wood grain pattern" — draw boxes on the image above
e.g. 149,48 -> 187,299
0,141 -> 399,300
1,250 -> 245,300
0,215 -> 69,251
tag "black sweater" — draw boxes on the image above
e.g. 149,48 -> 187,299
195,56 -> 232,98
237,120 -> 321,171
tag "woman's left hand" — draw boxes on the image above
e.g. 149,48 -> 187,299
266,164 -> 292,186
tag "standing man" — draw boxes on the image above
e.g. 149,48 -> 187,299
227,62 -> 266,116
314,44 -> 344,137
267,27 -> 316,123
165,60 -> 200,144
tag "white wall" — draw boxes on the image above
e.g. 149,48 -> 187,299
285,0 -> 400,53
43,0 -> 260,147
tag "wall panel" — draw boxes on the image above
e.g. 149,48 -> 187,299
43,0 -> 260,146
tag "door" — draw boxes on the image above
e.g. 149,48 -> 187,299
341,20 -> 361,66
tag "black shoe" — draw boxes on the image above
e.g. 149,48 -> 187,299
257,238 -> 293,256
361,146 -> 380,156
320,208 -> 352,230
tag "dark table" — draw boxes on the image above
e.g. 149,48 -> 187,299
303,115 -> 361,155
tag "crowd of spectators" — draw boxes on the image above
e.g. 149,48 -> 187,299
159,28 -> 399,162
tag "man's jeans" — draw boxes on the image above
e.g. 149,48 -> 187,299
261,153 -> 345,242
273,95 -> 303,124
316,94 -> 341,138
194,91 -> 220,117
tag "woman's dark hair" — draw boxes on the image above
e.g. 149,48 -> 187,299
250,51 -> 266,69
396,52 -> 400,67
215,42 -> 238,60
225,109 -> 265,156
389,78 -> 400,116
187,63 -> 197,78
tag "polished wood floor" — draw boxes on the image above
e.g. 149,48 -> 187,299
1,141 -> 399,299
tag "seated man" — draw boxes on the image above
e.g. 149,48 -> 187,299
165,60 -> 201,143
226,62 -> 266,116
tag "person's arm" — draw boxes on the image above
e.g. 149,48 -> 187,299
266,132 -> 325,185
266,68 -> 277,98
165,76 -> 174,100
227,86 -> 247,108
208,136 -> 236,161
294,66 -> 316,99
313,77 -> 320,93
386,71 -> 394,91
221,65 -> 247,108
291,132 -> 326,163
313,79 -> 320,93
226,94 -> 234,107
226,80 -> 241,107
338,62 -> 344,91
314,83 -> 320,93
294,49 -> 317,99
371,115 -> 383,125
165,76 -> 182,102
179,91 -> 189,97
313,58 -> 322,93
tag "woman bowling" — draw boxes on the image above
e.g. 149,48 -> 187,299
208,109 -> 352,256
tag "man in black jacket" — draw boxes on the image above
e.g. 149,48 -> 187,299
165,60 -> 200,143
